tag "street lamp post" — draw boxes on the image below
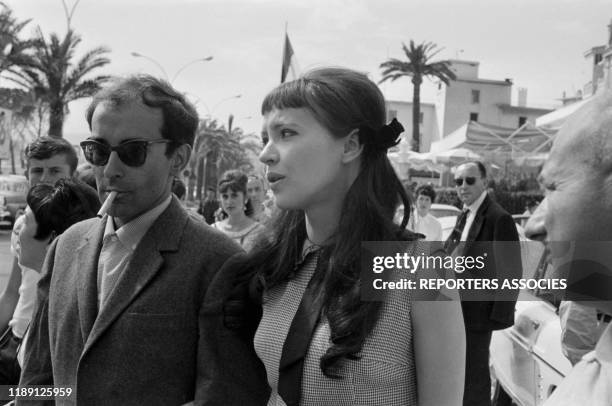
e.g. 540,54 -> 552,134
131,52 -> 213,84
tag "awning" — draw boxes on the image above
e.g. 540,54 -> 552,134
429,121 -> 556,164
535,97 -> 592,129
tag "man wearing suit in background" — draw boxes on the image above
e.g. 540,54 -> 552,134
18,75 -> 247,405
444,161 -> 521,406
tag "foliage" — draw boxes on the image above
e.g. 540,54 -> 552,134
188,118 -> 259,200
0,3 -> 39,79
12,29 -> 110,138
380,40 -> 456,152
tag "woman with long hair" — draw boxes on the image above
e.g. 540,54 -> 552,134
220,67 -> 466,405
212,170 -> 265,251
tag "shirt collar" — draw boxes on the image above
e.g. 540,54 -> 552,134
104,195 -> 172,251
294,238 -> 325,270
464,190 -> 487,213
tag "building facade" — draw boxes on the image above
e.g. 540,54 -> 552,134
386,59 -> 551,153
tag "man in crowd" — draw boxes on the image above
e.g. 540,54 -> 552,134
525,92 -> 612,405
444,161 -> 521,406
0,137 -> 77,384
18,75 -> 247,405
198,187 -> 219,224
247,174 -> 270,222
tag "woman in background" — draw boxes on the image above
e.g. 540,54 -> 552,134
212,170 -> 265,251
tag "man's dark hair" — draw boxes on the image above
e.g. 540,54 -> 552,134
415,184 -> 436,202
85,74 -> 199,155
25,136 -> 78,173
27,178 -> 101,240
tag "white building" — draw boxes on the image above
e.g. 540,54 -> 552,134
435,60 -> 551,138
385,59 -> 551,153
386,100 -> 438,153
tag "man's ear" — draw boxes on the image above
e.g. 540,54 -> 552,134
170,144 -> 192,176
342,129 -> 364,164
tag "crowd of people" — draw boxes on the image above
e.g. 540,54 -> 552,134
0,66 -> 609,406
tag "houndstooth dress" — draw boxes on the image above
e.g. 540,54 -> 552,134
254,243 -> 418,406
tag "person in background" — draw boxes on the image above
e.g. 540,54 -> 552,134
525,92 -> 612,405
444,161 -> 521,406
247,174 -> 271,223
223,67 -> 465,405
407,184 -> 442,241
198,186 -> 219,224
0,136 -> 77,385
212,170 -> 265,251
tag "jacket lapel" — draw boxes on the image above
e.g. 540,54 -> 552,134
464,195 -> 490,252
75,217 -> 106,341
83,197 -> 188,355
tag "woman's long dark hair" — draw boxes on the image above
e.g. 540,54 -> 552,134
247,67 -> 415,378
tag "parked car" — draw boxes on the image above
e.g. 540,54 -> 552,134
490,241 -> 573,406
0,174 -> 28,228
429,203 -> 461,218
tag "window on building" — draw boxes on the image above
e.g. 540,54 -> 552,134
471,90 -> 480,104
419,112 -> 424,124
518,116 -> 527,127
595,54 -> 603,64
470,113 -> 478,122
388,109 -> 397,121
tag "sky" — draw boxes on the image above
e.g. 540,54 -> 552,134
6,0 -> 612,145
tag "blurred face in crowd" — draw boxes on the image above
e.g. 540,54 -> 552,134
259,108 -> 350,213
454,163 -> 486,206
416,194 -> 432,217
28,154 -> 73,187
220,188 -> 247,219
247,177 -> 266,209
89,101 -> 187,227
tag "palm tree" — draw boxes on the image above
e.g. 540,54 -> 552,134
380,40 -> 456,152
189,118 -> 254,200
15,29 -> 110,138
0,3 -> 39,78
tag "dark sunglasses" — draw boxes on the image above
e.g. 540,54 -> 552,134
454,177 -> 477,186
80,139 -> 171,167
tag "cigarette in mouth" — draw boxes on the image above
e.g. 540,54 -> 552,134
98,191 -> 117,216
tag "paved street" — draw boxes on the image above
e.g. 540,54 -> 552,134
0,229 -> 13,293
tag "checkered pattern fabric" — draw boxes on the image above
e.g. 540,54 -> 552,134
255,241 -> 424,405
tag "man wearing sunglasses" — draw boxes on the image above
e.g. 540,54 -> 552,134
18,75 -> 252,406
445,161 -> 521,406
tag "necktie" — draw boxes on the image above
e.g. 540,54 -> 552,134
278,250 -> 325,406
98,233 -> 129,308
444,209 -> 469,254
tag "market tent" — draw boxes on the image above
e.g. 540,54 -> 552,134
535,97 -> 592,129
429,121 -> 556,164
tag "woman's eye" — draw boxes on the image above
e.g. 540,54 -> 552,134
280,129 -> 296,138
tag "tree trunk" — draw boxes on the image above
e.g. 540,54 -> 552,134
411,76 -> 422,152
48,101 -> 64,138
